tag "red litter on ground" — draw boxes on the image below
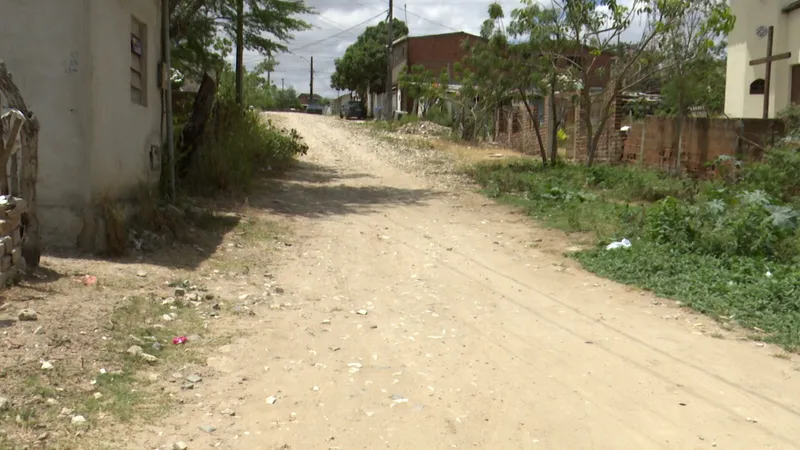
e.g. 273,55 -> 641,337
172,336 -> 188,345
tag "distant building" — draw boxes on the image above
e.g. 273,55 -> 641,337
390,31 -> 484,114
297,93 -> 322,109
724,0 -> 800,118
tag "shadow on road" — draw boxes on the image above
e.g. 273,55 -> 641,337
251,160 -> 439,218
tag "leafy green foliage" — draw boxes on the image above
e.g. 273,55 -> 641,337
168,0 -> 312,77
331,19 -> 409,98
468,151 -> 800,349
185,67 -> 308,194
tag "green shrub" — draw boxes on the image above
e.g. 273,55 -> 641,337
184,99 -> 308,194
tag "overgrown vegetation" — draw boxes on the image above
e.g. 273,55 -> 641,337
468,137 -> 800,350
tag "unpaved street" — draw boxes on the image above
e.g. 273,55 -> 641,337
135,114 -> 800,449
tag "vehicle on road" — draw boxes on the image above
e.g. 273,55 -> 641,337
306,103 -> 323,114
340,100 -> 366,120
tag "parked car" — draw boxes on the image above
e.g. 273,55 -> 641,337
306,103 -> 323,114
340,100 -> 366,120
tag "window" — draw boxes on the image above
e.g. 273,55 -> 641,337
131,16 -> 147,106
750,78 -> 765,95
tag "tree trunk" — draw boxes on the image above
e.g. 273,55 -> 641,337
0,60 -> 41,271
547,82 -> 558,166
176,72 -> 217,179
234,0 -> 245,106
518,89 -> 547,165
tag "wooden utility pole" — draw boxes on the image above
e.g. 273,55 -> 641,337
385,0 -> 394,120
749,26 -> 791,119
235,0 -> 244,106
310,56 -> 314,100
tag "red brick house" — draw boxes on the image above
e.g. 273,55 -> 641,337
391,31 -> 484,112
297,93 -> 322,108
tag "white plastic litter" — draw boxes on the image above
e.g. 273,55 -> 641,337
606,238 -> 632,250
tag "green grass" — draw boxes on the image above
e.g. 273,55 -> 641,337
466,153 -> 800,350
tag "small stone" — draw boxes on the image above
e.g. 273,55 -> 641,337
198,425 -> 216,433
220,408 -> 235,416
151,342 -> 163,352
187,334 -> 201,342
136,270 -> 147,277
187,374 -> 202,383
312,386 -> 319,392
205,293 -> 215,300
161,314 -> 173,322
356,309 -> 368,315
181,383 -> 195,390
41,361 -> 54,370
71,415 -> 87,425
46,398 -> 58,406
126,345 -> 143,356
18,309 -> 38,321
274,287 -> 285,294
93,392 -> 103,399
37,432 -> 48,441
175,287 -> 186,297
173,442 -> 188,450
321,319 -> 331,325
269,304 -> 281,310
0,396 -> 8,411
139,353 -> 158,363
58,408 -> 74,417
266,396 -> 277,405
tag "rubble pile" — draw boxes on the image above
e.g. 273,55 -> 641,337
397,120 -> 451,137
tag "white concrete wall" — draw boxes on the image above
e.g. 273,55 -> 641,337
0,0 -> 93,246
0,0 -> 163,248
88,0 -> 163,198
725,0 -> 800,118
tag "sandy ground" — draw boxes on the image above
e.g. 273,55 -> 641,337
130,113 -> 800,450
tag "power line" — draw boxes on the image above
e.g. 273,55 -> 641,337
403,7 -> 460,33
288,10 -> 388,54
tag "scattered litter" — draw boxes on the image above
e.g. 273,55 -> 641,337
136,270 -> 147,277
199,425 -> 216,433
139,353 -> 158,363
321,319 -> 331,325
766,271 -> 773,278
162,314 -> 173,322
391,394 -> 408,403
220,408 -> 235,416
75,275 -> 97,286
746,417 -> 758,423
172,336 -> 188,345
357,309 -> 368,315
266,396 -> 277,405
313,386 -> 319,391
41,361 -> 54,370
93,392 -> 103,399
606,239 -> 632,250
126,345 -> 143,356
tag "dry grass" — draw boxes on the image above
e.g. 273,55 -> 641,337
0,199 -> 291,448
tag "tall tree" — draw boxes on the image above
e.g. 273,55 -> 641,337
331,19 -> 409,101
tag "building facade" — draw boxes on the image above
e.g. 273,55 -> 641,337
391,32 -> 484,113
0,0 -> 164,249
724,0 -> 800,118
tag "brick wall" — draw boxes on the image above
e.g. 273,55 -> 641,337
621,117 -> 786,174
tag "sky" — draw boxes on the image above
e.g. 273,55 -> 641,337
244,0 -> 642,98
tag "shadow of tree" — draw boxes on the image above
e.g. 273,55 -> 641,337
31,157 -> 433,274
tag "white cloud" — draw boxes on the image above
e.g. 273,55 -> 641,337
238,0 -> 647,98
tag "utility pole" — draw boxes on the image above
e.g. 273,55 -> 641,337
234,0 -> 244,106
385,0 -> 394,120
310,56 -> 314,100
281,78 -> 284,91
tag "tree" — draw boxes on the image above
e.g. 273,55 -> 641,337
526,0 -> 733,166
331,19 -> 409,101
167,1 -> 312,105
652,0 -> 733,172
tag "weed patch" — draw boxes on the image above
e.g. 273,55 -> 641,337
467,148 -> 800,350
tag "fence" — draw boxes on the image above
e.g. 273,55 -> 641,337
620,116 -> 786,174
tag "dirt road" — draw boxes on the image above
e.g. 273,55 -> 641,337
134,114 -> 800,449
